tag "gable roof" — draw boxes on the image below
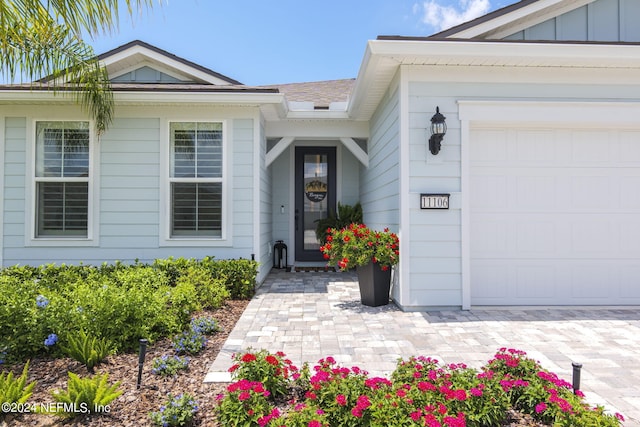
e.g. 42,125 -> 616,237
431,0 -> 594,39
97,40 -> 243,85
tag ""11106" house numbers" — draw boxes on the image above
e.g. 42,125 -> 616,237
420,193 -> 450,209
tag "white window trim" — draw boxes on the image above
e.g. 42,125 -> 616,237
159,119 -> 232,247
25,118 -> 100,247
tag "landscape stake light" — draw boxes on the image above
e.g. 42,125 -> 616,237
137,339 -> 148,389
572,362 -> 582,394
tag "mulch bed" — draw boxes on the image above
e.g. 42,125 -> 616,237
1,298 -> 549,426
1,300 -> 248,427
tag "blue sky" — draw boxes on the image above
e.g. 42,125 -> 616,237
88,0 -> 517,86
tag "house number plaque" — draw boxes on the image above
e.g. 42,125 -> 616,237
420,193 -> 450,209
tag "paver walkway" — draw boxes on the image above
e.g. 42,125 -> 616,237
207,270 -> 640,424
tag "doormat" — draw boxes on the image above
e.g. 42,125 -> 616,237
293,266 -> 336,272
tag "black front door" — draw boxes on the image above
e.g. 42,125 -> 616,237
295,147 -> 336,262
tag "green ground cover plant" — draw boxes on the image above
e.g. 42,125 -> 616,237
216,348 -> 625,427
0,257 -> 257,363
0,362 -> 35,406
50,372 -> 121,418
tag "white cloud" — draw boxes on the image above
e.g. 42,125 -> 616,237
420,0 -> 491,32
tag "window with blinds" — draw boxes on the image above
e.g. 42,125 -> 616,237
35,122 -> 90,237
169,122 -> 223,237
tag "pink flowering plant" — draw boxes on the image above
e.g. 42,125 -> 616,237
320,223 -> 399,271
228,349 -> 298,398
216,348 -> 624,427
215,379 -> 279,427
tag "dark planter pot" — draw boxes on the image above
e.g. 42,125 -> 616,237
356,262 -> 392,307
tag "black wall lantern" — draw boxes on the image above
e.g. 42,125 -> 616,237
429,106 -> 447,155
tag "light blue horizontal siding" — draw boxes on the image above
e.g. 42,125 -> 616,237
361,81 -> 400,232
2,113 -> 258,266
99,118 -> 160,250
3,118 -> 26,251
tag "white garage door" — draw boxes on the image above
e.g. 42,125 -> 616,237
470,126 -> 640,305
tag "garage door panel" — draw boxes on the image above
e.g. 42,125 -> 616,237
515,265 -> 557,298
470,263 -> 510,299
621,176 -> 640,208
571,264 -> 614,299
470,126 -> 640,305
515,130 -> 556,163
516,176 -> 557,210
471,216 -> 509,255
619,131 -> 640,164
516,221 -> 556,254
470,175 -> 508,209
570,130 -> 613,164
621,266 -> 640,298
570,215 -> 616,255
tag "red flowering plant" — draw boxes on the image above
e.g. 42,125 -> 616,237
484,348 -> 624,427
228,349 -> 298,398
216,348 -> 624,427
215,379 -> 280,427
320,223 -> 399,271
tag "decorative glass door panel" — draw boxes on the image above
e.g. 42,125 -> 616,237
295,147 -> 336,261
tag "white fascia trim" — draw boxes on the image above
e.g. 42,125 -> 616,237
114,91 -> 285,105
0,91 -> 286,107
285,110 -> 350,120
366,39 -> 640,69
100,45 -> 231,85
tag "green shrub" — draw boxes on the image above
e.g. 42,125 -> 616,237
0,362 -> 36,406
203,257 -> 257,299
0,257 -> 253,361
176,264 -> 230,309
60,330 -> 114,373
51,372 -> 121,417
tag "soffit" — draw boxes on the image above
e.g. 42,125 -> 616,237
348,38 -> 640,121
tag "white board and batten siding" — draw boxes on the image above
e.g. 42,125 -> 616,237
1,106 -> 260,267
505,0 -> 640,42
461,101 -> 640,307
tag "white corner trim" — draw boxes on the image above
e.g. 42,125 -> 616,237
460,117 -> 471,311
265,136 -> 294,167
339,137 -> 369,168
398,69 -> 410,308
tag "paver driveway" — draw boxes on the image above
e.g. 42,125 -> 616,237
207,270 -> 640,424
